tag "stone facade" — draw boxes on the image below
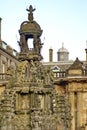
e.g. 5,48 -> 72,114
0,40 -> 18,73
54,58 -> 87,130
0,5 -> 72,130
1,4 -> 87,130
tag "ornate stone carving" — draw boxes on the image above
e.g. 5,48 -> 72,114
52,92 -> 72,130
19,34 -> 28,53
0,4 -> 72,130
17,60 -> 29,82
26,5 -> 35,22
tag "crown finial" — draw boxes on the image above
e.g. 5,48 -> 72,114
26,5 -> 36,22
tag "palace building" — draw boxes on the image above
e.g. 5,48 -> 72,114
0,5 -> 87,130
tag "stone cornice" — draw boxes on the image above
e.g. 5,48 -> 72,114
54,76 -> 87,85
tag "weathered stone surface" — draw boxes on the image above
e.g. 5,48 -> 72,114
0,5 -> 72,130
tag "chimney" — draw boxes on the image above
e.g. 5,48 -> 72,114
0,18 -> 2,40
0,17 -> 2,45
85,41 -> 87,69
85,48 -> 87,68
49,48 -> 53,62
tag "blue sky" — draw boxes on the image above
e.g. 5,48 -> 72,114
0,0 -> 87,61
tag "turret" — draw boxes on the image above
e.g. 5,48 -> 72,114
18,5 -> 43,61
57,43 -> 69,61
85,48 -> 87,70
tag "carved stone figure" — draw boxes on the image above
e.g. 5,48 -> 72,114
19,35 -> 28,53
33,35 -> 39,54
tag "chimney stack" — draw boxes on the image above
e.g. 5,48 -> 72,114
0,18 -> 2,44
49,48 -> 53,62
85,48 -> 87,68
85,41 -> 87,69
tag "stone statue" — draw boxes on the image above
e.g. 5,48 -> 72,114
38,38 -> 43,54
33,35 -> 43,55
19,35 -> 28,53
33,35 -> 39,54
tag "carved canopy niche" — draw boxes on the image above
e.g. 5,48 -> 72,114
16,93 -> 30,111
